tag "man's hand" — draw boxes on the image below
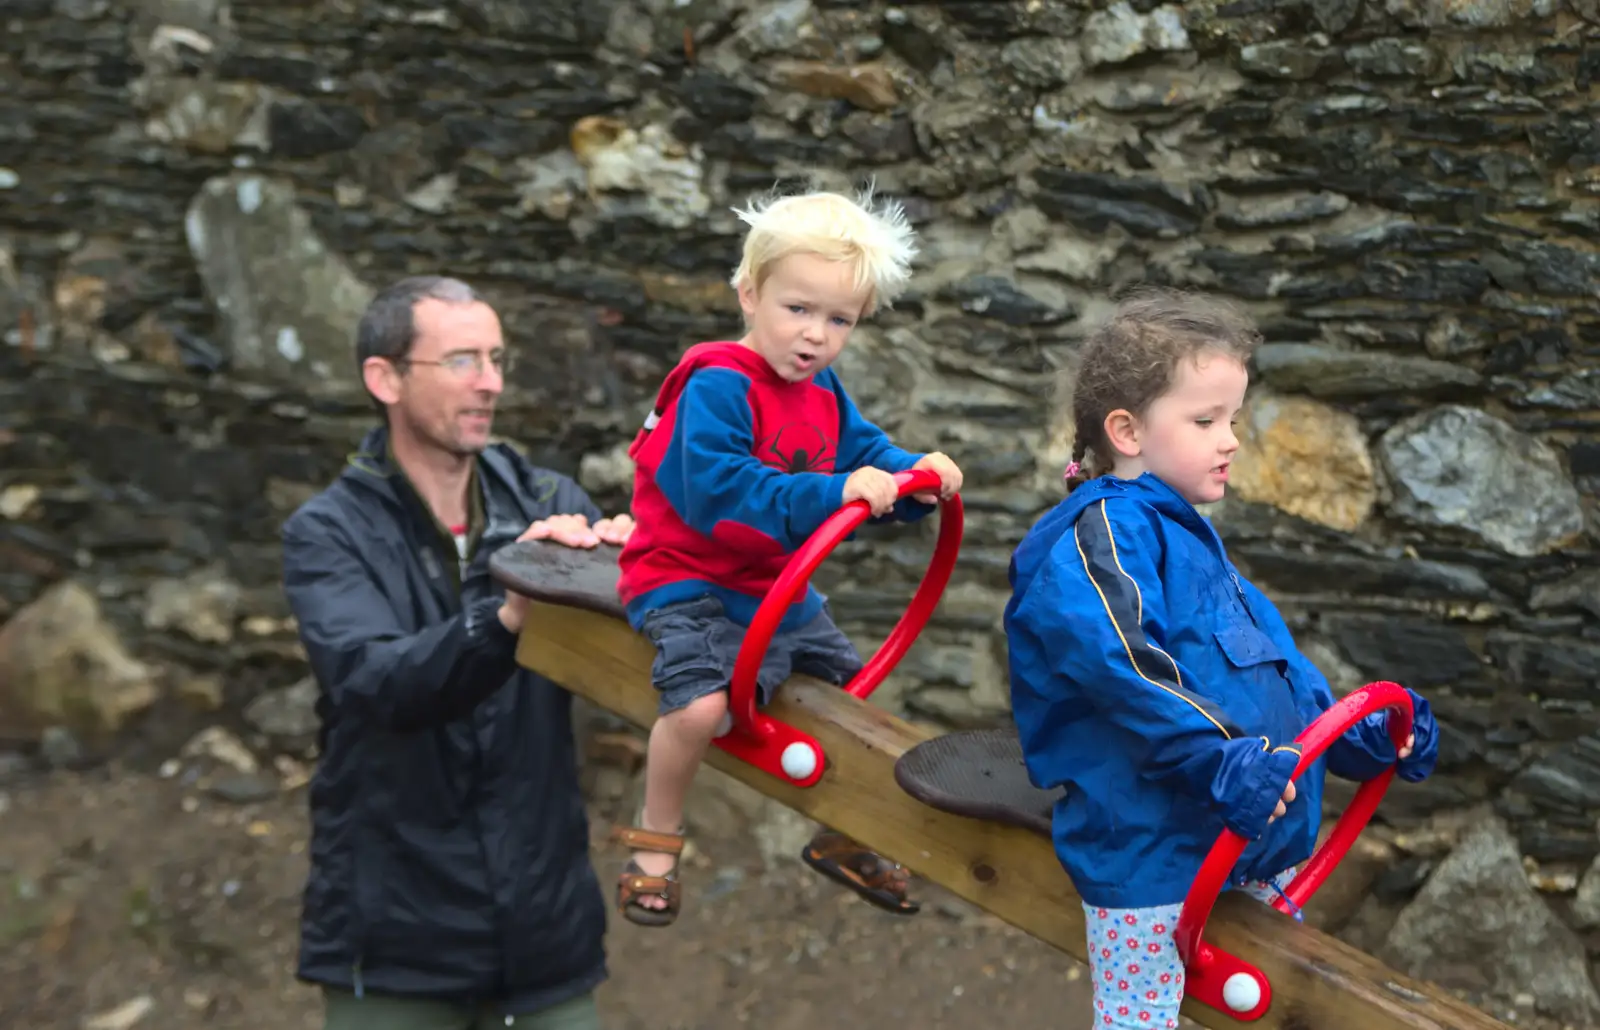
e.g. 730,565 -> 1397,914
521,513 -> 599,548
843,467 -> 899,516
910,452 -> 963,504
498,591 -> 532,635
519,512 -> 635,549
1398,733 -> 1415,761
497,513 -> 636,633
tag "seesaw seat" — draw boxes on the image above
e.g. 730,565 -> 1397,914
893,730 -> 1060,838
493,539 -> 628,620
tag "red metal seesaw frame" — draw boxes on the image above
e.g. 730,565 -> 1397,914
717,468 -> 964,787
1174,681 -> 1415,1021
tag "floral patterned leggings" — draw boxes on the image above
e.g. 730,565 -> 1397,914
1084,870 -> 1297,1029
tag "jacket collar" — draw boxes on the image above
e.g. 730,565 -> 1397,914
341,425 -> 489,545
1060,472 -> 1228,558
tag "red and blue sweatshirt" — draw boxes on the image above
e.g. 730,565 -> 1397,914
617,341 -> 928,631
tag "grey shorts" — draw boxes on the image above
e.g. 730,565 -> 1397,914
639,595 -> 864,715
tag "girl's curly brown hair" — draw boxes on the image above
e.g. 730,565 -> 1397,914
1063,287 -> 1262,492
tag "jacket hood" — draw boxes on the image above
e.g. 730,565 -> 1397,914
340,425 -> 399,493
630,341 -> 773,458
337,424 -> 511,503
1058,471 -> 1205,525
331,426 -> 447,535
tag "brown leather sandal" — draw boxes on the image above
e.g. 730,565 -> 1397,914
612,824 -> 686,928
801,829 -> 921,916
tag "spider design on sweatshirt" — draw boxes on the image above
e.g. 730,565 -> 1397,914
758,423 -> 836,475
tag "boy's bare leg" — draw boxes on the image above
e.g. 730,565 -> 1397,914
630,690 -> 729,910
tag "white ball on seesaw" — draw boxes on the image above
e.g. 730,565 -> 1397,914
713,712 -> 733,738
780,742 -> 818,780
1222,972 -> 1262,1012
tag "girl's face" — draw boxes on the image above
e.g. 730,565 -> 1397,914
1112,352 -> 1249,506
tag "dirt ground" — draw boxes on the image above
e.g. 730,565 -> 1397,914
0,763 -> 1136,1030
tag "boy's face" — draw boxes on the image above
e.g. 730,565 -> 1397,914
737,253 -> 871,382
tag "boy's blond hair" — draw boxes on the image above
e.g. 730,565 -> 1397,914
728,188 -> 918,316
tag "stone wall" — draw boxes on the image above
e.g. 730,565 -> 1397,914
2,0 -> 1600,1018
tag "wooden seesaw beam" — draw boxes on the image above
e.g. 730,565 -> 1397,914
492,542 -> 1509,1030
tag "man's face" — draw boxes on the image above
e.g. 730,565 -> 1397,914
384,298 -> 506,456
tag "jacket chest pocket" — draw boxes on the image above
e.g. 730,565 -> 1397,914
1213,623 -> 1283,670
1213,623 -> 1303,741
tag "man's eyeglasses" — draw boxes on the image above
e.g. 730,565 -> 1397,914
397,350 -> 514,378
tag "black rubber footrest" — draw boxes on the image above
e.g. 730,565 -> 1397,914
892,729 -> 1061,838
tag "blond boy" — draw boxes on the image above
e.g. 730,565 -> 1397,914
612,190 -> 963,926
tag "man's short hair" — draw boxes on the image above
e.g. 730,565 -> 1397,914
356,275 -> 481,370
355,276 -> 480,416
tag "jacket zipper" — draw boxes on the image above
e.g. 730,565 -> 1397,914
1229,570 -> 1254,615
458,517 -> 518,1011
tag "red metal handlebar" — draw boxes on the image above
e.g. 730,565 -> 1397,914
719,468 -> 963,786
1174,680 -> 1414,1019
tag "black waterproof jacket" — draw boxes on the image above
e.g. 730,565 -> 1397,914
281,426 -> 608,1014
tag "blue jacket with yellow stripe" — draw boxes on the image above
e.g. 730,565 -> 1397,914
1004,472 -> 1437,909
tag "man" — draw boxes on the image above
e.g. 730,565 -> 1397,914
281,275 -> 633,1030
